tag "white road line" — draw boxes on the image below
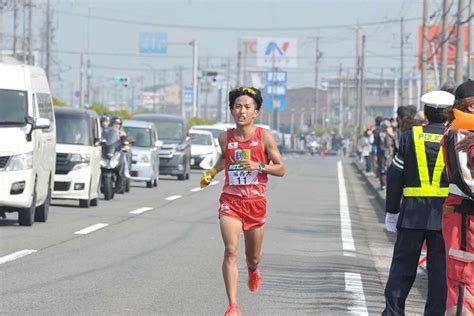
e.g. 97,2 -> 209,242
209,180 -> 219,186
165,195 -> 182,201
338,161 -> 356,255
74,223 -> 109,235
130,207 -> 153,214
190,187 -> 202,192
344,272 -> 368,316
0,249 -> 37,265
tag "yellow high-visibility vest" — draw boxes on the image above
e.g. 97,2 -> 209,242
403,126 -> 448,197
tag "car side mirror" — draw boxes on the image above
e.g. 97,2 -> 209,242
35,118 -> 51,130
155,140 -> 163,147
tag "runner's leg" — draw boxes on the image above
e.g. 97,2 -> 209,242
244,225 -> 265,270
220,216 -> 242,306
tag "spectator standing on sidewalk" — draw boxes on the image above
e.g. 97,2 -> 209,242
382,90 -> 453,316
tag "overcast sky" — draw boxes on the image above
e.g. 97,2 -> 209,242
3,0 -> 463,102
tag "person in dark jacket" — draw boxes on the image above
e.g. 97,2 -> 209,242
382,90 -> 454,316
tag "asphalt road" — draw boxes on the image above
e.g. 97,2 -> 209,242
1,154 -> 430,315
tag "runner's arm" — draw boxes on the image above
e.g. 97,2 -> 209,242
261,129 -> 286,177
210,132 -> 227,173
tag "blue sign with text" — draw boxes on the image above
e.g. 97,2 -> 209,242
139,32 -> 167,54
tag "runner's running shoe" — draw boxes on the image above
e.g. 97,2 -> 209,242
247,267 -> 261,292
224,304 -> 241,316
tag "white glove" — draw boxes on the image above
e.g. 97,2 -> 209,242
385,213 -> 399,233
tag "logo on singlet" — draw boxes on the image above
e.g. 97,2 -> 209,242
235,149 -> 250,161
250,141 -> 259,146
228,142 -> 238,149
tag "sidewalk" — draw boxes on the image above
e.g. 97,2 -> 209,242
351,159 -> 386,207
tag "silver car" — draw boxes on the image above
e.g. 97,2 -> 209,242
123,120 -> 162,188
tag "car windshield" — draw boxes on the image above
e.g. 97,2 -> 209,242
124,127 -> 152,147
193,127 -> 222,138
56,114 -> 92,145
155,121 -> 184,141
191,133 -> 213,146
0,89 -> 27,125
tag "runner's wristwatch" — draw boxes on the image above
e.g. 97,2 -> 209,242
258,162 -> 265,174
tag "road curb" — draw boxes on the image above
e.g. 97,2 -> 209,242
351,160 -> 386,208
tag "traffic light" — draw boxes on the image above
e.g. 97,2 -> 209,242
114,76 -> 129,87
201,71 -> 218,77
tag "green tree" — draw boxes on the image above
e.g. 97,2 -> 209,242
188,117 -> 217,128
52,96 -> 67,107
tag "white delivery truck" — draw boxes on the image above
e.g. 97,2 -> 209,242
0,62 -> 56,226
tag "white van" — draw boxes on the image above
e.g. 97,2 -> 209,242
0,63 -> 56,226
53,107 -> 101,208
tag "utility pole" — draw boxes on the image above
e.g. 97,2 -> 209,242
358,35 -> 366,138
353,24 -> 361,136
13,0 -> 18,57
237,50 -> 243,87
0,1 -> 3,62
225,57 -> 231,122
22,1 -> 26,61
400,17 -> 405,106
191,40 -> 198,117
178,66 -> 184,118
338,64 -> 344,137
455,0 -> 466,83
79,54 -> 84,108
86,59 -> 91,106
314,35 -> 321,126
421,0 -> 428,93
27,0 -> 32,64
45,0 -> 52,79
441,0 -> 451,84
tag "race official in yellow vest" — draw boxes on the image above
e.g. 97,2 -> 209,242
382,90 -> 453,316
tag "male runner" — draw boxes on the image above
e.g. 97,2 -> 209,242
200,87 -> 286,316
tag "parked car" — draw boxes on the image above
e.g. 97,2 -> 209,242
189,129 -> 219,170
132,114 -> 191,180
53,107 -> 102,208
0,62 -> 55,226
190,124 -> 227,154
123,120 -> 162,188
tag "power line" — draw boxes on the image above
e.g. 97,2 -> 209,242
56,9 -> 422,31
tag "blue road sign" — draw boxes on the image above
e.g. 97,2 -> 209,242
263,97 -> 287,111
139,32 -> 167,54
264,71 -> 287,84
183,86 -> 193,106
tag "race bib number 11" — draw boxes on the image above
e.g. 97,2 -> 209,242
228,162 -> 259,186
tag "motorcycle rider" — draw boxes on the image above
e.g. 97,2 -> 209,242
100,114 -> 111,130
111,116 -> 131,179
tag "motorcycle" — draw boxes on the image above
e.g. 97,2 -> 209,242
100,128 -> 126,200
308,141 -> 319,156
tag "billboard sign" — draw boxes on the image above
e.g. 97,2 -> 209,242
417,24 -> 469,70
257,38 -> 298,68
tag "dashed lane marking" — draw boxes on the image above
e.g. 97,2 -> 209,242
344,272 -> 368,315
74,223 -> 109,235
209,181 -> 219,186
130,207 -> 153,214
0,249 -> 37,265
165,195 -> 182,201
190,187 -> 203,192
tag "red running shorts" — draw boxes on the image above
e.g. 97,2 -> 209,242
218,193 -> 267,231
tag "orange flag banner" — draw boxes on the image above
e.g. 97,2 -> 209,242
451,109 -> 474,130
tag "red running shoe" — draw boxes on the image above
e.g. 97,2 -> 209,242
247,267 -> 261,292
224,304 -> 241,316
